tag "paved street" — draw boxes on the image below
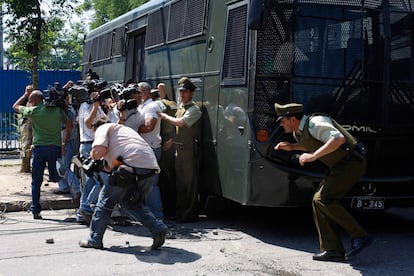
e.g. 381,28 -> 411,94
1,158 -> 414,275
0,207 -> 413,276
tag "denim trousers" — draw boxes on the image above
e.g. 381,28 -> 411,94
145,147 -> 164,219
88,169 -> 167,247
31,145 -> 61,214
58,139 -> 80,193
79,143 -> 99,214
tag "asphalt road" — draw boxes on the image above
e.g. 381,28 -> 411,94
0,206 -> 413,275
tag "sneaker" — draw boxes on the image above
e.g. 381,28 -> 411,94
79,240 -> 103,249
52,189 -> 71,195
151,228 -> 168,250
33,213 -> 42,220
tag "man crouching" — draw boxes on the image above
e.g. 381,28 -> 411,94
79,119 -> 168,250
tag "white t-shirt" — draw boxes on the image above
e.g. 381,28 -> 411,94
138,98 -> 161,148
113,106 -> 143,133
78,102 -> 107,142
93,123 -> 160,171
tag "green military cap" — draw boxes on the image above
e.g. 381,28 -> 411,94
177,77 -> 196,92
274,102 -> 304,121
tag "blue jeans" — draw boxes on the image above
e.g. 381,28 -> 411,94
146,147 -> 164,219
58,139 -> 80,193
88,168 -> 167,247
31,145 -> 61,214
79,143 -> 99,215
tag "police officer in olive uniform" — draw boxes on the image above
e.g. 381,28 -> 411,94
158,78 -> 202,222
274,102 -> 373,262
20,85 -> 34,173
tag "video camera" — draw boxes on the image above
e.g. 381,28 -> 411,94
43,82 -> 66,108
100,83 -> 138,111
68,79 -> 109,107
81,157 -> 105,176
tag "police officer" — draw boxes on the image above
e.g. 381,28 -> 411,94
158,78 -> 202,222
19,85 -> 34,173
274,102 -> 372,262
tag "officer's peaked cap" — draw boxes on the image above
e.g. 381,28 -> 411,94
274,102 -> 304,121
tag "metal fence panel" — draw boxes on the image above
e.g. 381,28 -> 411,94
0,111 -> 20,152
0,70 -> 82,113
0,70 -> 31,113
0,69 -> 81,151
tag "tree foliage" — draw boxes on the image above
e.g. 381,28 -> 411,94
81,0 -> 149,30
2,0 -> 79,87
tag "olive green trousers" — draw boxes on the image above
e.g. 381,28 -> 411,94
312,157 -> 367,253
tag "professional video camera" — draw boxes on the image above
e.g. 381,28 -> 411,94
118,85 -> 138,100
68,79 -> 109,107
116,85 -> 139,111
43,82 -> 66,108
81,157 -> 105,176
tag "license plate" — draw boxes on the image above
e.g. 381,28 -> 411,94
351,196 -> 385,210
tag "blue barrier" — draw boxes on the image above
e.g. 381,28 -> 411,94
0,70 -> 82,112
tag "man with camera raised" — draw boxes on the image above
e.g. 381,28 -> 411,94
78,119 -> 168,250
77,77 -> 109,224
115,83 -> 143,130
13,88 -> 73,220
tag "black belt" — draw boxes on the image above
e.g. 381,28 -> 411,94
136,170 -> 157,181
80,141 -> 93,144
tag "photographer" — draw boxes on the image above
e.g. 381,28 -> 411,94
55,82 -> 81,201
13,89 -> 73,220
114,83 -> 142,131
77,80 -> 109,224
78,119 -> 168,250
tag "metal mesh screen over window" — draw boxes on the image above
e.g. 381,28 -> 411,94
112,27 -> 125,56
167,0 -> 207,43
146,7 -> 168,48
221,4 -> 248,84
90,38 -> 99,62
97,32 -> 112,60
82,40 -> 92,63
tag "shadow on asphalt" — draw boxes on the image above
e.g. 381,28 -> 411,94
108,245 -> 201,264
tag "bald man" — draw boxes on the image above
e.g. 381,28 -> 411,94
13,88 -> 73,219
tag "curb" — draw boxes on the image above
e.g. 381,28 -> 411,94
1,199 -> 76,213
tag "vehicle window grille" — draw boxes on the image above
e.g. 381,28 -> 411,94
254,8 -> 292,133
97,32 -> 112,61
296,0 -> 382,9
90,38 -> 99,62
167,0 -> 207,43
221,4 -> 248,85
146,7 -> 168,49
253,80 -> 283,132
82,40 -> 92,63
112,27 -> 125,56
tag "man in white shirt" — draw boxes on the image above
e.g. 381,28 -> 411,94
137,82 -> 164,220
77,92 -> 108,224
79,120 -> 168,250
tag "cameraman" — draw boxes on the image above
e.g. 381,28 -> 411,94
79,119 -> 168,250
114,84 -> 142,131
55,81 -> 81,200
13,89 -> 73,220
77,85 -> 108,224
